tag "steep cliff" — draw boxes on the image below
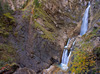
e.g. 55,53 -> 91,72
0,0 -> 99,74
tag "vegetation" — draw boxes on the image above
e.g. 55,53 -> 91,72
21,0 -> 56,41
22,0 -> 30,9
30,1 -> 56,41
34,0 -> 39,8
69,26 -> 100,73
94,46 -> 100,59
34,21 -> 55,41
69,42 -> 96,74
82,27 -> 100,41
0,13 -> 15,37
0,44 -> 16,69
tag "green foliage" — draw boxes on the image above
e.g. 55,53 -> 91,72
69,42 -> 96,74
0,13 -> 15,37
0,44 -> 16,68
34,0 -> 39,8
3,13 -> 15,22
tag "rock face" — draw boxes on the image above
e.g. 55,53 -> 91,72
0,0 -> 99,74
5,0 -> 89,73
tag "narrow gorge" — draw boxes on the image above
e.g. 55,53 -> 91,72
0,0 -> 100,74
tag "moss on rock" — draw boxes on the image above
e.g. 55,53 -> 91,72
34,21 -> 55,41
0,44 -> 16,68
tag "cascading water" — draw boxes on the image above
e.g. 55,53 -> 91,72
60,39 -> 71,70
60,2 -> 90,70
80,2 -> 90,35
60,39 -> 75,70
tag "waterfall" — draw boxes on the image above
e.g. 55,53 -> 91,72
61,39 -> 71,70
80,2 -> 90,35
60,39 -> 76,70
60,2 -> 90,70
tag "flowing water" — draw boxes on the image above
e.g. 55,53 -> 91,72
60,39 -> 71,70
80,2 -> 90,35
60,2 -> 90,70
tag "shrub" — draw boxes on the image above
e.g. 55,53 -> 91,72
69,42 -> 96,74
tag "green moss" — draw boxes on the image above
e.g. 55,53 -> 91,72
3,13 -> 15,22
14,32 -> 18,37
35,8 -> 55,22
4,32 -> 9,37
34,21 -> 55,41
0,13 -> 15,37
0,44 -> 16,68
22,48 -> 24,51
34,0 -> 39,8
